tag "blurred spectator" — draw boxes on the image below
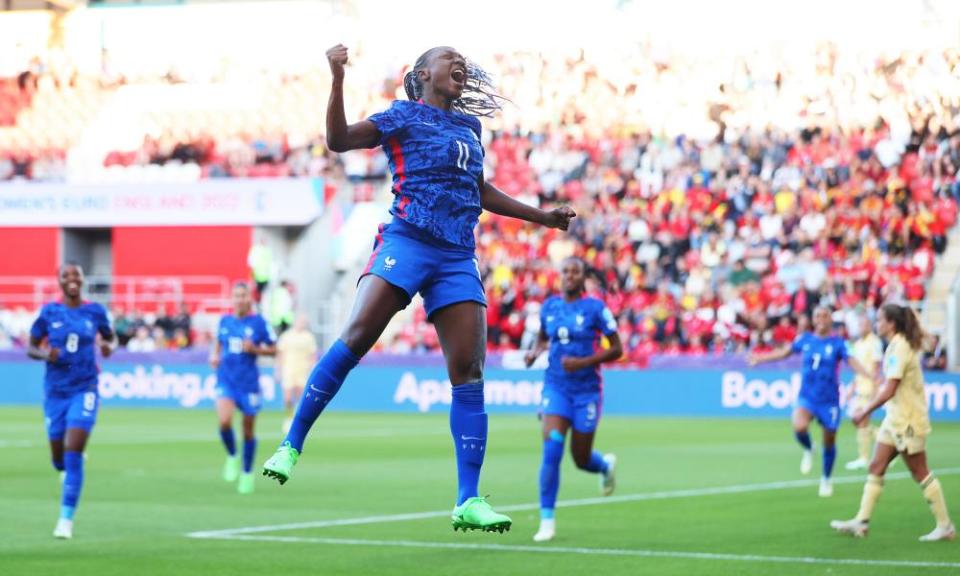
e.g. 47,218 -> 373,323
127,326 -> 157,353
924,335 -> 947,371
247,238 -> 273,301
155,306 -> 174,339
151,326 -> 168,350
270,280 -> 295,334
728,260 -> 758,287
112,307 -> 132,346
172,303 -> 192,346
0,325 -> 12,350
170,328 -> 191,350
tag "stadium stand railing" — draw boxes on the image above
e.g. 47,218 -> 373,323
0,275 -> 231,313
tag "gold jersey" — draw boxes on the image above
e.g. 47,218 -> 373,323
881,333 -> 931,436
277,328 -> 318,389
851,333 -> 883,397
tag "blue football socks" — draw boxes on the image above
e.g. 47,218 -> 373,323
539,429 -> 564,516
284,339 -> 360,453
219,427 -> 237,456
243,437 -> 257,473
450,381 -> 487,506
61,451 -> 84,519
823,444 -> 837,479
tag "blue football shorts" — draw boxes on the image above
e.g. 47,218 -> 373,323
215,381 -> 263,416
44,384 -> 99,440
360,219 -> 486,318
540,382 -> 603,434
797,397 -> 841,432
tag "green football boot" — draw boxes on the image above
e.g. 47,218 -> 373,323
451,496 -> 512,533
238,472 -> 255,494
262,442 -> 300,485
222,455 -> 239,483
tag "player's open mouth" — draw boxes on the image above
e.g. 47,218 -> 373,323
451,68 -> 466,85
67,282 -> 79,291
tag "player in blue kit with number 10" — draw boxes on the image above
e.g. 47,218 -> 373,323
525,258 -> 623,542
751,306 -> 870,497
28,263 -> 117,539
209,282 -> 276,494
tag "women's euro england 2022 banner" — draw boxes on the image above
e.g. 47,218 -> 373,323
0,178 -> 325,227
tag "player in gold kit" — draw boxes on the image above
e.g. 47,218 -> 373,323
830,304 -> 955,541
844,314 -> 884,471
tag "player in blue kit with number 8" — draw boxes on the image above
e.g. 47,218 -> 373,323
750,306 -> 871,497
525,258 -> 623,542
209,282 -> 276,494
28,263 -> 117,539
262,44 -> 576,533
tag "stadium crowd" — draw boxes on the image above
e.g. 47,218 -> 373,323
2,42 -> 960,365
376,46 -> 960,360
0,302 -> 198,352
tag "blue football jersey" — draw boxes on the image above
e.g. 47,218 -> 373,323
541,296 -> 618,393
30,301 -> 112,393
368,100 -> 484,249
217,314 -> 275,392
791,332 -> 849,405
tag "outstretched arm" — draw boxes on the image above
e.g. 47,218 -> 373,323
749,344 -> 793,366
479,177 -> 575,230
845,356 -> 872,381
325,44 -> 381,153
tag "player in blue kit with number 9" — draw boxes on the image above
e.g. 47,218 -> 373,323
209,282 -> 276,494
525,258 -> 623,542
27,263 -> 117,539
750,306 -> 870,497
262,43 -> 576,534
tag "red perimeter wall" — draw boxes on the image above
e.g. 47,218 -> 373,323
112,227 -> 252,280
0,228 -> 59,275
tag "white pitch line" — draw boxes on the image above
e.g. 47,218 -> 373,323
186,467 -> 960,538
193,534 -> 960,570
0,440 -> 34,448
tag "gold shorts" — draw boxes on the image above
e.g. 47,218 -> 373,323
281,370 -> 311,391
877,426 -> 927,455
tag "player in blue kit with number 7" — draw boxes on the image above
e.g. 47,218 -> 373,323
750,306 -> 871,497
524,258 -> 623,542
27,263 -> 117,540
262,44 -> 576,534
209,282 -> 276,495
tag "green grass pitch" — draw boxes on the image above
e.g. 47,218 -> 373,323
1,407 -> 958,576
